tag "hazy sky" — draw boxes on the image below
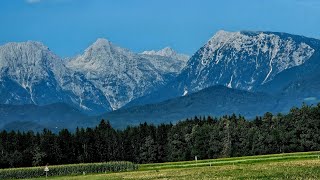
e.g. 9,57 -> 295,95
0,0 -> 319,57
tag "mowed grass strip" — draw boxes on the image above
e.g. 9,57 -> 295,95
140,151 -> 320,170
20,151 -> 320,180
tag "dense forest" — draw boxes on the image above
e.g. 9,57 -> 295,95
0,103 -> 320,168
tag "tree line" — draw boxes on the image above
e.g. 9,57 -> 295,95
0,103 -> 320,168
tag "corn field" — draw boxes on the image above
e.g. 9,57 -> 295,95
0,161 -> 138,179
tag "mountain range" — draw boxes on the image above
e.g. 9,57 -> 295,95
0,39 -> 188,115
1,30 -> 319,130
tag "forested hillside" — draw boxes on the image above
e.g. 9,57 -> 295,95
0,103 -> 319,168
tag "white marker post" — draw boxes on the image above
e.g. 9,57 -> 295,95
44,165 -> 49,179
195,156 -> 198,165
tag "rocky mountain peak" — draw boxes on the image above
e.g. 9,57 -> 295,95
92,38 -> 111,46
127,31 -> 320,108
142,47 -> 189,62
195,30 -> 315,87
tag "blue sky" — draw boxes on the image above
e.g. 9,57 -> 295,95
0,0 -> 319,57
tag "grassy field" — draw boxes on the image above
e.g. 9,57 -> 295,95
24,151 -> 320,179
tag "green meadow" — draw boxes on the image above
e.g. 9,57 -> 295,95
17,151 -> 320,180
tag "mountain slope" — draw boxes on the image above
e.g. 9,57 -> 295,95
0,103 -> 91,132
100,85 -> 278,129
0,41 -> 112,114
257,45 -> 320,94
67,39 -> 188,110
127,31 -> 320,107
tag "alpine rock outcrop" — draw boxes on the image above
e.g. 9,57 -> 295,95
0,41 -> 111,114
127,31 -> 320,107
67,39 -> 189,110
